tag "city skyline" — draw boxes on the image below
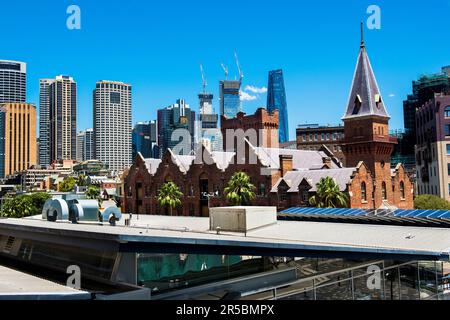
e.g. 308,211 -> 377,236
3,1 -> 450,139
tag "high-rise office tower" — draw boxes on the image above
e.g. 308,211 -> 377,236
38,79 -> 53,167
132,121 -> 158,159
267,69 -> 289,143
44,76 -> 77,163
198,92 -> 221,151
76,128 -> 94,162
401,67 -> 450,172
0,103 -> 37,179
219,80 -> 242,119
93,80 -> 132,172
0,60 -> 26,103
157,99 -> 195,157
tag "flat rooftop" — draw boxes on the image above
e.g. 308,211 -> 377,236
0,265 -> 90,300
1,214 -> 450,261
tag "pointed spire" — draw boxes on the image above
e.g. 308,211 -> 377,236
342,25 -> 390,120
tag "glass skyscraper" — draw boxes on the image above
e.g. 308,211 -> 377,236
0,60 -> 26,103
219,80 -> 242,119
132,121 -> 158,159
267,69 -> 289,143
157,99 -> 195,158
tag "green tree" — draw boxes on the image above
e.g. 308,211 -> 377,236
414,194 -> 450,210
1,193 -> 51,218
86,185 -> 100,199
77,174 -> 87,187
30,193 -> 51,212
86,185 -> 102,205
59,176 -> 76,192
224,172 -> 256,206
1,195 -> 35,218
157,182 -> 183,216
309,177 -> 348,208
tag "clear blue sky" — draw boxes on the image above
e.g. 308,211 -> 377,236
2,0 -> 450,139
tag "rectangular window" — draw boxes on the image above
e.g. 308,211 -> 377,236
448,163 -> 450,176
446,124 -> 450,137
110,92 -> 121,104
447,144 -> 450,155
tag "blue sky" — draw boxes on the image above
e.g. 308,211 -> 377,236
2,0 -> 450,139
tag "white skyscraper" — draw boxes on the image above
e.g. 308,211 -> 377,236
93,80 -> 132,172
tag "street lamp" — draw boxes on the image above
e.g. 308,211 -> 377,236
202,191 -> 219,210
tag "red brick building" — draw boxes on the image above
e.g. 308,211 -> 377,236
221,108 -> 279,149
339,34 -> 413,209
122,36 -> 414,215
122,139 -> 343,216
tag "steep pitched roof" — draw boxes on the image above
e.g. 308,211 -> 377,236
168,149 -> 195,174
271,167 -> 357,193
143,159 -> 162,175
249,143 -> 340,170
342,31 -> 390,120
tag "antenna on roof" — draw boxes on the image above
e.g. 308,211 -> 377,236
360,22 -> 365,48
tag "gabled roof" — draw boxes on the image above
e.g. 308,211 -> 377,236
168,149 -> 195,174
271,167 -> 357,193
249,143 -> 340,171
210,151 -> 236,171
342,32 -> 390,120
143,159 -> 162,175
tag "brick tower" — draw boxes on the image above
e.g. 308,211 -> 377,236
341,25 -> 397,208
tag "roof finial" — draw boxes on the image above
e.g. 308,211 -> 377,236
360,21 -> 365,48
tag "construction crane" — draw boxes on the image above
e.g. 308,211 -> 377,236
221,63 -> 229,80
234,50 -> 244,82
200,64 -> 207,93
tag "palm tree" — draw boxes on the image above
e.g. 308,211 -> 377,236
86,186 -> 102,206
157,182 -> 183,216
309,177 -> 348,208
77,174 -> 87,187
224,172 -> 256,206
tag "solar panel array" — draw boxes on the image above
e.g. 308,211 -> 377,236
279,207 -> 450,220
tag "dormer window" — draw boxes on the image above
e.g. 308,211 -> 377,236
352,95 -> 362,115
375,94 -> 382,109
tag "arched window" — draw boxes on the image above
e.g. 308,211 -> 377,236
400,181 -> 405,199
382,182 -> 387,200
445,106 -> 450,118
361,182 -> 367,202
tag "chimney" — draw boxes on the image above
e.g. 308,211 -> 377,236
279,154 -> 293,177
322,157 -> 332,168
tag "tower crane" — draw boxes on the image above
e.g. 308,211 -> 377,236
200,64 -> 207,93
234,50 -> 244,82
221,63 -> 229,80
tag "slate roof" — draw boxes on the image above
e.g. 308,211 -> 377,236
271,167 -> 357,193
342,39 -> 390,120
251,145 -> 340,170
139,141 -> 340,176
